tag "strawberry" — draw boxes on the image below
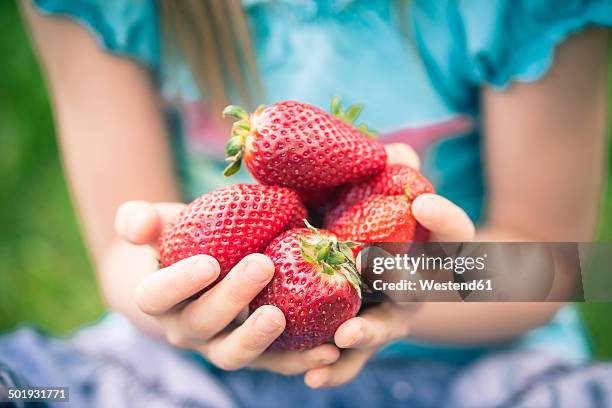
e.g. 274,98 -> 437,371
158,184 -> 307,284
324,164 -> 434,227
250,222 -> 361,350
327,194 -> 416,243
221,99 -> 387,196
413,224 -> 431,243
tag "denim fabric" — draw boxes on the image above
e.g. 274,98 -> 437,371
1,315 -> 611,408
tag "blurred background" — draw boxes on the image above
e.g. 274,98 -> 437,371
1,1 -> 612,358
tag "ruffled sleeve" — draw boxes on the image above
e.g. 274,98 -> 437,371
32,0 -> 160,73
457,0 -> 612,89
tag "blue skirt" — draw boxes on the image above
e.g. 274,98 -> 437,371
0,314 -> 610,408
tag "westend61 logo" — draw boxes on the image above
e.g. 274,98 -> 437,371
359,242 -> 597,302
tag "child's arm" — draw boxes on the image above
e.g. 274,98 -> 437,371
21,1 -> 180,333
407,27 -> 608,344
305,27 -> 609,389
21,2 -> 339,374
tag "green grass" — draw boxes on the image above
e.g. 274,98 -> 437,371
0,1 -> 104,334
1,1 -> 612,358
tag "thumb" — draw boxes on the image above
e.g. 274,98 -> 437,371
411,194 -> 475,242
115,201 -> 186,246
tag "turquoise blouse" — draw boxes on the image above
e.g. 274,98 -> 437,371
33,0 -> 612,363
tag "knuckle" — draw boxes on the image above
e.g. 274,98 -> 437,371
166,257 -> 209,295
165,330 -> 189,348
248,357 -> 297,375
275,366 -> 297,376
299,357 -> 320,373
381,321 -> 396,343
166,268 -> 190,294
329,378 -> 345,388
181,308 -> 213,339
135,284 -> 158,315
395,323 -> 410,339
381,318 -> 392,337
240,334 -> 267,354
394,314 -> 411,338
212,356 -> 243,372
225,286 -> 252,306
136,299 -> 157,316
184,255 -> 217,282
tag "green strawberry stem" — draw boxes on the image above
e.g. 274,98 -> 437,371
330,96 -> 378,138
404,186 -> 412,199
221,104 -> 255,177
300,219 -> 362,297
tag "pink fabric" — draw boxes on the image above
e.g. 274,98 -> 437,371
381,116 -> 473,155
183,100 -> 473,160
184,102 -> 227,158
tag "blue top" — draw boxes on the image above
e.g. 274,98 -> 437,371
33,0 -> 612,363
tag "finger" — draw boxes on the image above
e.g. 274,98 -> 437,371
115,201 -> 186,245
248,343 -> 341,375
304,349 -> 375,389
334,304 -> 409,350
384,143 -> 420,170
180,253 -> 275,340
200,305 -> 286,371
411,193 -> 475,241
136,255 -> 220,315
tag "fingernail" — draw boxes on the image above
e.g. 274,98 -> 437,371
243,260 -> 272,283
319,358 -> 334,365
126,217 -> 140,240
116,201 -> 142,236
126,209 -> 150,241
306,373 -> 326,389
412,195 -> 435,220
192,256 -> 218,280
255,313 -> 282,334
343,326 -> 364,347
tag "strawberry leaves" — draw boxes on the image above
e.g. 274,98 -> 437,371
222,105 -> 250,121
330,96 -> 378,138
222,105 -> 252,177
299,219 -> 362,296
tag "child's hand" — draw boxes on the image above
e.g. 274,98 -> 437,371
115,202 -> 340,373
303,143 -> 476,388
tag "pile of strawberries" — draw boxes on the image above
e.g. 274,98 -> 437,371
158,99 -> 433,350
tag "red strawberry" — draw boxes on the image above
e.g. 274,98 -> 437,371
221,99 -> 387,195
413,224 -> 431,243
250,222 -> 361,350
158,184 -> 307,284
324,164 -> 434,227
327,194 -> 416,243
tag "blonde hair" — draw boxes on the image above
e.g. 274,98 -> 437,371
160,0 -> 262,112
159,0 -> 410,113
